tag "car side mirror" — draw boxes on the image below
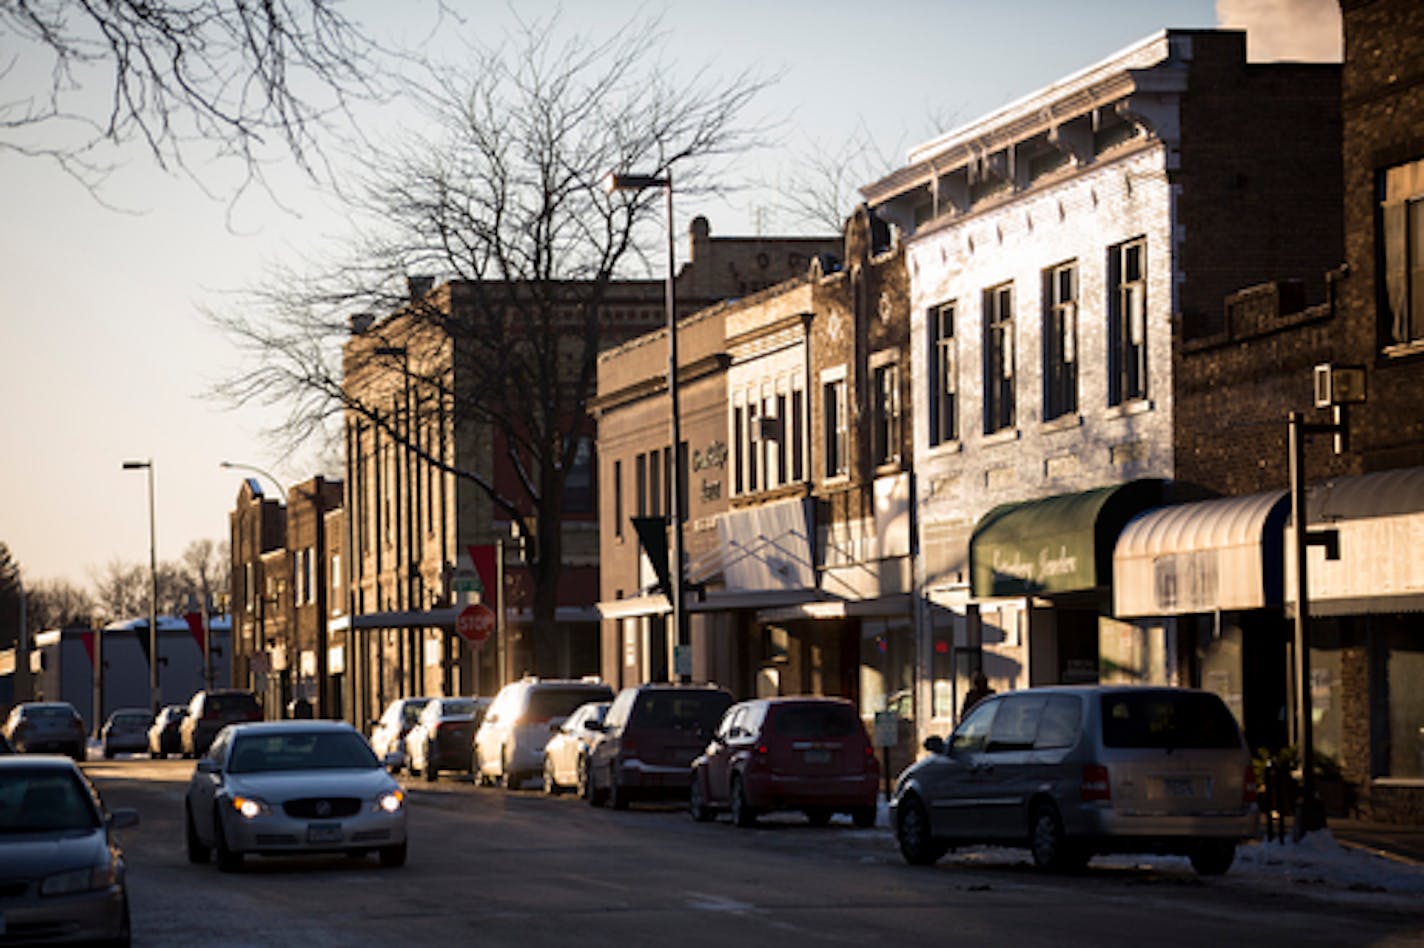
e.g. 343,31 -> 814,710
108,808 -> 140,830
383,751 -> 402,771
923,735 -> 946,755
195,758 -> 219,774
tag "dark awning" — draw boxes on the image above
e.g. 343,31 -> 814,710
970,479 -> 1169,598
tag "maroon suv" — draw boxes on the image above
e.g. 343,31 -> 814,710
586,683 -> 733,810
690,697 -> 879,828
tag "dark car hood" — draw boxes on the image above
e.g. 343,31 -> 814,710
0,829 -> 109,877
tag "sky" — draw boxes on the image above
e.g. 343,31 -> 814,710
0,0 -> 1340,592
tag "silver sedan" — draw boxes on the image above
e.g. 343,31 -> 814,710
183,721 -> 408,872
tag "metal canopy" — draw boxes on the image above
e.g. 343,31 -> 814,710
970,479 -> 1167,598
1113,490 -> 1289,617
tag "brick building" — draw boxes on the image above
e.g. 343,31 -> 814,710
228,478 -> 286,708
1163,1 -> 1424,823
343,218 -> 840,727
863,30 -> 1343,746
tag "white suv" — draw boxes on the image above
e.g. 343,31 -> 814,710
473,679 -> 613,789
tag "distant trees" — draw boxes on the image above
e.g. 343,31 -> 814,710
1,0 -> 382,197
0,539 -> 230,639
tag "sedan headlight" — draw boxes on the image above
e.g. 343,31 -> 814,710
41,862 -> 118,896
377,790 -> 404,814
230,796 -> 272,819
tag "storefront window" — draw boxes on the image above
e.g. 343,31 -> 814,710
1379,621 -> 1424,779
859,619 -> 915,724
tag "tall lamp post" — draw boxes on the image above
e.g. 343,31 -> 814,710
606,167 -> 688,682
122,459 -> 160,713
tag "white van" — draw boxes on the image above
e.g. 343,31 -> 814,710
473,678 -> 614,789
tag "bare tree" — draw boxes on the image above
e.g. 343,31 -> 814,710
0,0 -> 382,197
0,542 -> 21,648
90,560 -> 147,625
212,11 -> 772,671
25,578 -> 96,631
178,538 -> 230,613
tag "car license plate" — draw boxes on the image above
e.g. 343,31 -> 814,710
307,822 -> 343,844
804,749 -> 831,764
1165,777 -> 1195,798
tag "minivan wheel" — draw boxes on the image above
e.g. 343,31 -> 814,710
378,841 -> 408,868
805,807 -> 832,827
730,778 -> 756,828
896,796 -> 947,866
1189,840 -> 1236,876
1030,804 -> 1087,872
851,805 -> 877,829
609,772 -> 630,811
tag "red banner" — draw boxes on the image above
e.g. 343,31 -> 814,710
184,612 -> 207,654
467,544 -> 497,601
80,631 -> 95,665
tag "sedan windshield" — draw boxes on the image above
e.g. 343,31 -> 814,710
0,769 -> 99,833
229,732 -> 379,773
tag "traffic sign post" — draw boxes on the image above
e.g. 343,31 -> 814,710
456,603 -> 496,647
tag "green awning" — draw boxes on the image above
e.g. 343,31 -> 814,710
970,480 -> 1168,598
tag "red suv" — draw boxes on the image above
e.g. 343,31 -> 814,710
586,683 -> 733,810
691,697 -> 879,828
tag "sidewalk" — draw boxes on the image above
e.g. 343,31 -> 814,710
1327,817 -> 1424,866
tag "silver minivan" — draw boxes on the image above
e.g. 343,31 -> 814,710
891,686 -> 1258,875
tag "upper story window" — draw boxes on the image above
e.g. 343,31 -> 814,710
1108,237 -> 1147,405
822,369 -> 848,479
1380,158 -> 1424,349
1043,261 -> 1078,421
634,453 -> 648,516
929,302 -> 957,446
983,283 -> 1016,434
732,376 -> 807,496
871,357 -> 901,467
612,459 -> 624,539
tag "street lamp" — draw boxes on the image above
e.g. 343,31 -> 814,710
122,459 -> 160,713
606,168 -> 688,682
219,460 -> 287,499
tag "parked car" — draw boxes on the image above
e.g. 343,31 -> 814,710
101,708 -> 154,759
3,701 -> 87,760
368,696 -> 433,771
180,689 -> 263,758
586,683 -> 734,810
184,720 -> 408,872
0,732 -> 11,754
405,696 -> 491,781
891,685 -> 1259,875
541,700 -> 610,796
474,678 -> 615,790
148,704 -> 188,758
0,754 -> 139,943
691,696 -> 879,828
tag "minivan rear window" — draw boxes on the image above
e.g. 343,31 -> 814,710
769,703 -> 860,739
206,694 -> 260,715
527,687 -> 614,721
1100,692 -> 1242,750
630,691 -> 733,733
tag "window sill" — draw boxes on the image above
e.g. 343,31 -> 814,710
1040,413 -> 1083,434
1382,340 -> 1424,361
1103,398 -> 1153,420
1370,777 -> 1424,789
980,428 -> 1021,448
927,439 -> 963,456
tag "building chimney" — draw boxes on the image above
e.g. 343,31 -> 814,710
407,276 -> 435,300
349,312 -> 375,334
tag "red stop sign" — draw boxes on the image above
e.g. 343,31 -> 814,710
456,603 -> 496,645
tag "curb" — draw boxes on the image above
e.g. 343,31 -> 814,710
1334,836 -> 1424,868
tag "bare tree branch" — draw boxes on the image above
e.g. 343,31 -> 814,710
0,0 -> 386,201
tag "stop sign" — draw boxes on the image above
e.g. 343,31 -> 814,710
456,603 -> 496,645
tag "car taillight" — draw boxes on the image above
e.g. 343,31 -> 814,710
755,744 -> 769,756
1081,764 -> 1111,802
1243,763 -> 1258,804
863,744 -> 878,772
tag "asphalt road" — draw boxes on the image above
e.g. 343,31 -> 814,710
84,757 -> 1422,947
